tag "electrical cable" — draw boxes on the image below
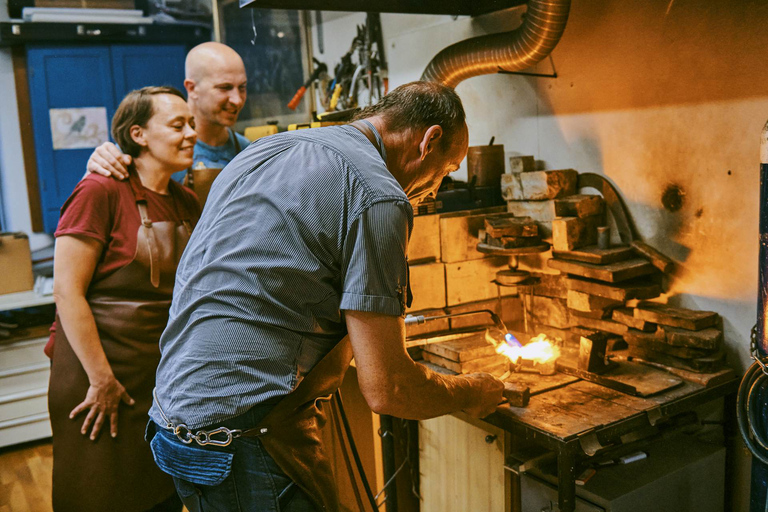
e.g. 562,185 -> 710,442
335,389 -> 378,511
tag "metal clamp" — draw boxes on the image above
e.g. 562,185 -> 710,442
174,423 -> 242,447
750,324 -> 768,377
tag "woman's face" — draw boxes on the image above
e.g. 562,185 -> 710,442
133,94 -> 197,173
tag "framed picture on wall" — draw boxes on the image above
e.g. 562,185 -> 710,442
217,2 -> 313,129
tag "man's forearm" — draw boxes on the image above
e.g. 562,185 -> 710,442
362,358 -> 477,420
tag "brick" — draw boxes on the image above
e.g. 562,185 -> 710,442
409,214 -> 441,263
566,290 -> 622,313
565,276 -> 662,302
506,200 -> 557,237
522,295 -> 572,329
509,155 -> 536,173
554,194 -> 605,218
408,262 -> 446,311
634,302 -> 719,331
501,169 -> 578,201
552,216 -> 602,252
484,216 -> 538,238
444,257 -> 513,306
439,206 -> 506,263
612,307 -> 656,332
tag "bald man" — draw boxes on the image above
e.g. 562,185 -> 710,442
86,42 -> 249,182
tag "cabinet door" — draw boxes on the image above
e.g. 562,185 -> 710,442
27,45 -> 115,233
110,44 -> 186,100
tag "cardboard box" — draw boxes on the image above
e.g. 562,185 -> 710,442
0,233 -> 35,295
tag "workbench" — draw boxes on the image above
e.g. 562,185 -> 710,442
475,373 -> 739,512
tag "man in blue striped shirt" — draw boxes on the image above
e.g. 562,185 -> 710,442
148,81 -> 505,511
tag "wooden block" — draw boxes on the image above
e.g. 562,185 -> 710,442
628,345 -> 726,373
552,245 -> 634,265
630,359 -> 736,388
423,331 -> 497,362
410,214 -> 441,263
422,351 -> 509,374
572,316 -> 629,336
570,308 -> 613,320
552,216 -> 601,252
554,194 -> 605,219
631,241 -> 675,274
566,290 -> 622,313
517,272 -> 568,299
548,258 -> 657,283
634,302 -> 719,331
444,257 -> 512,306
501,169 -> 578,201
405,308 -> 449,337
506,200 -> 556,237
484,216 -> 538,238
565,276 -> 662,302
662,325 -> 723,350
439,206 -> 506,263
509,155 -> 536,173
408,262 -> 446,311
522,295 -> 572,329
624,328 -> 715,359
486,235 -> 544,249
612,308 -> 656,332
445,297 -> 523,331
503,382 -> 530,407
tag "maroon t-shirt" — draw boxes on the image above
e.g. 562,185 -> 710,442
45,174 -> 201,357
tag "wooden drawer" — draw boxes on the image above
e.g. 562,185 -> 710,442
0,336 -> 48,372
0,362 -> 50,397
0,412 -> 51,448
0,388 -> 48,422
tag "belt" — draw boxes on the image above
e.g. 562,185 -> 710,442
152,389 -> 275,447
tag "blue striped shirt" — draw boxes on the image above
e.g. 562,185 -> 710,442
150,123 -> 413,429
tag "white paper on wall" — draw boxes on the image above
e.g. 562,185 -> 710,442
49,107 -> 109,150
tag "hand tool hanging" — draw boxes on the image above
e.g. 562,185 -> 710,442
287,57 -> 327,110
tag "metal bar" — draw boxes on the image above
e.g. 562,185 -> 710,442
557,442 -> 579,512
380,415 -> 398,512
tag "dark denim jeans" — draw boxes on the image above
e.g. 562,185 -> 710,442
146,404 -> 317,512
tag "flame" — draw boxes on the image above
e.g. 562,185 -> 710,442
494,333 -> 561,365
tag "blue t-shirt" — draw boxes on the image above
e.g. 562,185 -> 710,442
170,129 -> 250,183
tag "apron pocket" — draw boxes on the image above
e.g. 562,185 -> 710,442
150,429 -> 234,486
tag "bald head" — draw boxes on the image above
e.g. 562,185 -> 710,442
184,42 -> 248,132
185,42 -> 245,83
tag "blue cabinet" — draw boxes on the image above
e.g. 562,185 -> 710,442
26,44 -> 187,233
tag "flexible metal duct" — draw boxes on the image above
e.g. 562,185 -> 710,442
421,0 -> 571,88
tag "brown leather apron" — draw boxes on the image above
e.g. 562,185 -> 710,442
186,128 -> 241,208
48,173 -> 193,512
246,120 -> 396,512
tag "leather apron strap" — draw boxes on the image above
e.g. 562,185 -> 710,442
250,336 -> 354,512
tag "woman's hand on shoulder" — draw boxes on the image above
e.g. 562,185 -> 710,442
70,375 -> 135,441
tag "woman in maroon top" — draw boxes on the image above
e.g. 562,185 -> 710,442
48,86 -> 200,512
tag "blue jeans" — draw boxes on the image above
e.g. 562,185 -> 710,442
146,404 -> 317,512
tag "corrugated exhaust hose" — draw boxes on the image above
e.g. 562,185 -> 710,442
421,0 -> 571,88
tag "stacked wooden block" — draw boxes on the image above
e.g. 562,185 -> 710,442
420,331 -> 510,376
406,206 -> 524,338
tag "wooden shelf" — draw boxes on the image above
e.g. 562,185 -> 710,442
238,0 -> 527,17
0,290 -> 54,313
0,21 -> 210,47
